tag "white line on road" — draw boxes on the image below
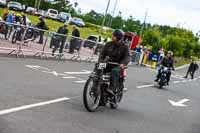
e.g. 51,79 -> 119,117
62,77 -> 76,79
0,97 -> 70,116
26,65 -> 50,71
182,80 -> 187,83
75,80 -> 87,83
192,78 -> 198,81
136,84 -> 154,88
42,71 -> 66,76
172,81 -> 181,84
64,70 -> 91,75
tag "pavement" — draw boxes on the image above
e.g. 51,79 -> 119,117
0,56 -> 200,133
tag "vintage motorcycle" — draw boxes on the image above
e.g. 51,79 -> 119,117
83,61 -> 127,112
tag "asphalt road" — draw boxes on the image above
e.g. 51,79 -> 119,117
0,56 -> 200,133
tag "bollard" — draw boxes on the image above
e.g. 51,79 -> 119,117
142,54 -> 148,65
151,61 -> 157,69
151,54 -> 158,69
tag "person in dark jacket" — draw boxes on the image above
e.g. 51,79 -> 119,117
52,23 -> 69,56
99,29 -> 130,95
36,16 -> 46,44
21,12 -> 26,25
155,51 -> 175,85
185,60 -> 199,79
69,25 -> 80,54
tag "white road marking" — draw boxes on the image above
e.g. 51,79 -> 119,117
136,84 -> 154,88
26,65 -> 50,71
0,97 -> 70,116
25,65 -> 41,70
42,70 -> 66,77
193,78 -> 198,81
182,80 -> 187,83
75,80 -> 87,83
65,70 -> 91,75
168,99 -> 189,107
62,77 -> 76,79
172,81 -> 181,84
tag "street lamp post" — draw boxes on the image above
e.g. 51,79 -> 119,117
139,8 -> 148,37
34,0 -> 38,13
109,0 -> 118,28
37,0 -> 42,11
102,0 -> 111,29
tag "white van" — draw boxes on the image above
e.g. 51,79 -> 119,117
57,12 -> 71,23
0,0 -> 6,7
46,9 -> 58,20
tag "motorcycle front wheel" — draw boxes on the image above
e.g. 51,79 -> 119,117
11,31 -> 17,44
83,77 -> 101,112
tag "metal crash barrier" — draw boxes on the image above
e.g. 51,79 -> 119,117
0,20 -> 101,62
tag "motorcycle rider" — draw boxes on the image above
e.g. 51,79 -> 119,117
155,51 -> 175,85
98,29 -> 130,95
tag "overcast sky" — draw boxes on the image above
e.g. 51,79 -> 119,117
70,0 -> 200,33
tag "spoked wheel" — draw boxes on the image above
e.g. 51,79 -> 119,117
116,83 -> 124,103
11,31 -> 17,44
83,77 -> 101,112
6,26 -> 13,40
109,83 -> 123,109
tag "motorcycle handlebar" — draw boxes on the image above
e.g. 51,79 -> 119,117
98,61 -> 128,69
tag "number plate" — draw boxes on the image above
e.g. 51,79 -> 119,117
164,67 -> 168,71
98,63 -> 107,69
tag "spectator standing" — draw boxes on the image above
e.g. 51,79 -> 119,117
185,60 -> 199,79
6,11 -> 14,24
158,48 -> 165,61
69,25 -> 80,54
36,16 -> 48,44
52,23 -> 69,56
3,9 -> 9,21
21,12 -> 26,25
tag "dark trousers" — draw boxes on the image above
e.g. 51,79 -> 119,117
52,37 -> 66,54
69,38 -> 79,53
105,66 -> 121,89
185,70 -> 195,79
38,31 -> 44,44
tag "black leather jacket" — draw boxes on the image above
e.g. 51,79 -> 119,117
99,41 -> 130,65
161,57 -> 174,69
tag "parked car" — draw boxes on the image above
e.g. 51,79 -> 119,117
57,12 -> 71,23
70,17 -> 85,27
35,10 -> 46,17
26,7 -> 35,14
83,35 -> 98,49
46,9 -> 58,20
0,0 -> 6,7
83,35 -> 105,55
8,1 -> 23,11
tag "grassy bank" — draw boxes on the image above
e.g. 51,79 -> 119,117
0,8 -> 110,39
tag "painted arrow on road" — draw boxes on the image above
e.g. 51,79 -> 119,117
168,99 -> 190,107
